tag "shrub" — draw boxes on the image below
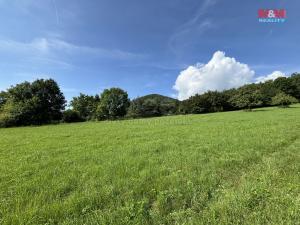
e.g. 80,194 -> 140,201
62,110 -> 84,123
0,100 -> 34,127
0,102 -> 15,127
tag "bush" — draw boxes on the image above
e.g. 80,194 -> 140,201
271,93 -> 298,108
0,100 -> 34,127
62,110 -> 84,123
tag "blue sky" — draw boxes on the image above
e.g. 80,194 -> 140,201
0,0 -> 299,102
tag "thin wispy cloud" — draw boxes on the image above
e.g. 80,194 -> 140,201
0,0 -> 80,29
181,0 -> 217,27
51,0 -> 59,25
0,37 -> 145,63
119,62 -> 186,71
168,20 -> 213,54
168,0 -> 217,54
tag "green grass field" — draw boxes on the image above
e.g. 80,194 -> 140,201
0,105 -> 299,225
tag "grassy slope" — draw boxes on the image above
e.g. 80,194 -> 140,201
0,105 -> 299,225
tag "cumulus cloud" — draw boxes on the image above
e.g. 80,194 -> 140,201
255,71 -> 286,83
173,51 -> 288,100
173,51 -> 255,100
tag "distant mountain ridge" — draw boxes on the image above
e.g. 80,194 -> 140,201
133,94 -> 179,103
128,94 -> 179,118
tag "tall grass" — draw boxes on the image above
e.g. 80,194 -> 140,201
0,105 -> 299,224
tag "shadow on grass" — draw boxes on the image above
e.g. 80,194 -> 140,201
251,109 -> 271,112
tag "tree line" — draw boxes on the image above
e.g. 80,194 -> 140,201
0,73 -> 299,127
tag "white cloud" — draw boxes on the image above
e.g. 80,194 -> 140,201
0,38 -> 47,55
255,71 -> 286,83
173,51 -> 288,100
0,37 -> 144,60
169,20 -> 213,54
173,51 -> 255,100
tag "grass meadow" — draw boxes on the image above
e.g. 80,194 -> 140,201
0,105 -> 299,224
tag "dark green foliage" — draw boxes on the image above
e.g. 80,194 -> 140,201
177,99 -> 190,114
70,94 -> 99,120
271,92 -> 298,107
0,100 -> 19,127
127,94 -> 179,118
290,73 -> 300,100
0,91 -> 8,108
96,88 -> 130,120
30,79 -> 66,122
273,76 -> 297,98
187,91 -> 229,114
128,98 -> 161,118
0,79 -> 65,127
229,85 -> 263,111
258,81 -> 281,105
221,89 -> 238,110
62,109 -> 84,123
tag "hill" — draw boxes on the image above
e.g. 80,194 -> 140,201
0,105 -> 299,224
128,94 -> 179,118
135,94 -> 179,103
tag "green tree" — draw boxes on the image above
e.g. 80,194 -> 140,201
0,91 -> 8,108
258,81 -> 281,106
0,100 -> 17,127
185,91 -> 229,114
177,99 -> 190,114
0,98 -> 38,127
30,79 -> 66,123
70,93 -> 99,120
290,73 -> 300,100
271,92 -> 298,108
96,88 -> 130,120
222,88 -> 238,110
229,85 -> 263,111
0,79 -> 65,127
273,77 -> 296,97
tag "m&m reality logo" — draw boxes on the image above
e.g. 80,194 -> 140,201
258,9 -> 286,23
